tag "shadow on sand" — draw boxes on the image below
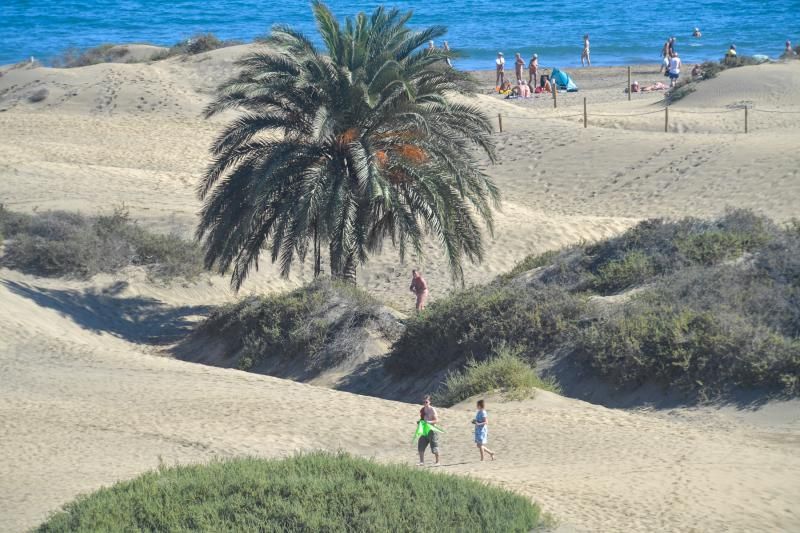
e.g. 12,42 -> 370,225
3,279 -> 210,344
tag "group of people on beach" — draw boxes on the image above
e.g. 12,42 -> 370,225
417,395 -> 495,466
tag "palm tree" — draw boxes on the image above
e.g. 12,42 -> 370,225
197,1 -> 499,288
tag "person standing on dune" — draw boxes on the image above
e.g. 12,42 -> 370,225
410,269 -> 429,312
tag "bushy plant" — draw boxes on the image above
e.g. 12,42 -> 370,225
36,452 -> 545,532
593,250 -> 655,293
0,207 -> 202,280
573,294 -> 799,398
434,347 -> 560,406
51,44 -> 129,68
388,210 -> 800,401
385,284 -> 585,376
150,33 -> 241,60
196,280 -> 398,373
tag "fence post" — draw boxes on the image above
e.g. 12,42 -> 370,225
627,66 -> 631,101
664,106 -> 669,133
553,83 -> 558,109
498,113 -> 503,133
583,97 -> 587,128
744,107 -> 748,134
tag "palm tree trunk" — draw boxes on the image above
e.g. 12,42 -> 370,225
342,253 -> 357,285
313,222 -> 321,278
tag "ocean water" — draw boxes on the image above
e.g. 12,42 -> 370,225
0,0 -> 797,69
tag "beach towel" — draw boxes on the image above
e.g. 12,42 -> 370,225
550,68 -> 579,92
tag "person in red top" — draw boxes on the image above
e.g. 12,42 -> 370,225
410,269 -> 429,312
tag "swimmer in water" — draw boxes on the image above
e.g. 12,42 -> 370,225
692,27 -> 702,38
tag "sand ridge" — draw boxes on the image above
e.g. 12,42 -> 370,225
1,49 -> 800,531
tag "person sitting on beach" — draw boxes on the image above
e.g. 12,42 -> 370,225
427,40 -> 435,51
581,34 -> 591,67
692,27 -> 702,38
726,44 -> 737,57
498,80 -> 513,95
495,52 -> 505,89
518,80 -> 531,98
668,51 -> 682,87
691,64 -> 703,78
514,53 -> 525,84
528,54 -> 539,85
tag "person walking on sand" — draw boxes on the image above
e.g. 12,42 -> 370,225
473,399 -> 495,461
581,34 -> 591,66
410,269 -> 429,312
668,51 -> 682,87
514,53 -> 525,84
495,52 -> 505,89
527,53 -> 539,85
418,395 -> 441,466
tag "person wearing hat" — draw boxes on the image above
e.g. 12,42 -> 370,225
495,52 -> 505,89
528,53 -> 539,85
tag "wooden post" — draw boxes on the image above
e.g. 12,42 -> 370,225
664,106 -> 669,133
744,107 -> 748,134
583,97 -> 587,128
498,113 -> 503,133
553,83 -> 558,109
627,66 -> 632,101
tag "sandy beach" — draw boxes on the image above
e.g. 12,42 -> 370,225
1,46 -> 799,531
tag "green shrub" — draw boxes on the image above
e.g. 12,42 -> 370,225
36,452 -> 546,532
195,280 -> 400,373
385,284 -> 585,377
593,250 -> 655,293
0,207 -> 202,280
388,210 -> 799,402
500,249 -> 559,282
151,33 -> 242,60
573,295 -> 800,398
51,44 -> 129,68
434,347 -> 560,406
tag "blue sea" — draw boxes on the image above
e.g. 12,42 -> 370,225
1,0 -> 797,68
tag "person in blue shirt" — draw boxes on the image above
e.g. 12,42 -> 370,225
473,399 -> 495,461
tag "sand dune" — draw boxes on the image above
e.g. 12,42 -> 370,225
1,49 -> 800,531
1,272 -> 799,532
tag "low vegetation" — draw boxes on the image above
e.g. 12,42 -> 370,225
668,55 -> 765,102
36,453 -> 545,532
387,210 -> 800,401
434,347 -> 561,407
150,33 -> 242,60
0,206 -> 202,280
191,279 -> 402,373
50,34 -> 240,67
51,44 -> 131,68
